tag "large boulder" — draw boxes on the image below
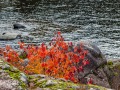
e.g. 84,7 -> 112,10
74,41 -> 111,88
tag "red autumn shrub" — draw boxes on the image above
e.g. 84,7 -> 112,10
2,31 -> 90,83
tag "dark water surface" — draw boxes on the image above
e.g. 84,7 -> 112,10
0,0 -> 120,60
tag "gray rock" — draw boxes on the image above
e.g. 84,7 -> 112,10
0,60 -> 3,68
107,60 -> 120,90
20,73 -> 28,85
2,64 -> 10,70
73,41 -> 110,88
0,32 -> 20,40
13,23 -> 26,29
71,85 -> 80,89
0,70 -> 20,90
89,88 -> 97,90
45,80 -> 57,86
75,41 -> 107,75
23,59 -> 29,67
10,67 -> 20,72
30,74 -> 47,78
18,86 -> 23,90
0,79 -> 19,90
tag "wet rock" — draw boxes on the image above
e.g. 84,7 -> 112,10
0,32 -> 20,40
13,23 -> 26,29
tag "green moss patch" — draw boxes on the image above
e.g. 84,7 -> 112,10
3,64 -> 28,89
29,77 -> 109,90
1,60 -> 112,90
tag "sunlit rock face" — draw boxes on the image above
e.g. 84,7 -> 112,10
0,32 -> 20,40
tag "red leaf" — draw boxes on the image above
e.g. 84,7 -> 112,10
57,31 -> 61,35
68,42 -> 73,46
79,66 -> 84,72
71,66 -> 77,72
87,78 -> 93,84
70,77 -> 76,82
80,54 -> 84,59
73,54 -> 79,63
41,62 -> 47,67
64,75 -> 69,80
18,42 -> 25,49
7,58 -> 11,62
46,69 -> 51,74
41,43 -> 46,52
83,60 -> 90,66
74,47 -> 78,52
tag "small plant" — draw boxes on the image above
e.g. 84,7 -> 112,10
2,31 -> 90,83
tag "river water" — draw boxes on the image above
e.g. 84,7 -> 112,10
0,0 -> 120,60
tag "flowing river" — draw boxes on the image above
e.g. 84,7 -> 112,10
0,0 -> 120,60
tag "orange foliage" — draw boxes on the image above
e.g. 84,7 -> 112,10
2,31 -> 90,83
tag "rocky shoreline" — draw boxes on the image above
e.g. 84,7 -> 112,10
0,58 -> 117,90
0,24 -> 120,90
0,41 -> 120,90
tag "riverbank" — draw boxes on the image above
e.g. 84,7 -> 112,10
0,58 -> 116,90
0,41 -> 120,90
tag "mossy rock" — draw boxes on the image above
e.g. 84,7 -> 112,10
5,69 -> 27,89
0,59 -> 28,89
106,60 -> 120,90
0,59 -> 113,90
28,77 -> 111,90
